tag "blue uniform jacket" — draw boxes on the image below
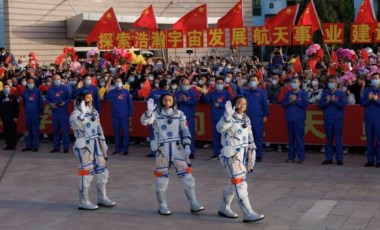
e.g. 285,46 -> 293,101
237,87 -> 269,119
104,88 -> 133,119
149,89 -> 169,104
319,89 -> 346,120
75,85 -> 101,112
360,86 -> 380,122
201,89 -> 231,122
46,85 -> 71,114
281,89 -> 308,122
175,89 -> 197,118
22,87 -> 44,117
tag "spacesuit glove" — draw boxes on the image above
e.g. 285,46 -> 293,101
80,101 -> 88,114
146,98 -> 156,116
224,101 -> 235,121
247,161 -> 254,173
184,145 -> 191,160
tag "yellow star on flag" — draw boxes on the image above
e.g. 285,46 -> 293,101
198,7 -> 204,13
286,8 -> 292,14
143,9 -> 150,15
106,13 -> 112,19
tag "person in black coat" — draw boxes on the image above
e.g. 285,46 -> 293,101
0,83 -> 20,150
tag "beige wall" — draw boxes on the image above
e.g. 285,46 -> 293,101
4,0 -> 253,64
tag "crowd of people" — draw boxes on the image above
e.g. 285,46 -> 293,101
0,45 -> 380,168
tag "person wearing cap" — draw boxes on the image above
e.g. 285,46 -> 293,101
281,77 -> 308,163
103,77 -> 133,156
70,92 -> 115,210
145,79 -> 170,157
46,74 -> 71,153
0,83 -> 20,150
201,77 -> 232,159
216,96 -> 265,222
237,75 -> 269,162
319,76 -> 347,165
360,72 -> 380,167
21,77 -> 44,152
141,93 -> 204,215
75,75 -> 101,112
176,77 -> 197,159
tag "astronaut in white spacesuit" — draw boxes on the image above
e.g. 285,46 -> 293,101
217,96 -> 265,222
141,93 -> 204,215
70,92 -> 115,210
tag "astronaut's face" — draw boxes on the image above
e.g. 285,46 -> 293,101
84,94 -> 93,106
162,95 -> 174,109
235,98 -> 247,113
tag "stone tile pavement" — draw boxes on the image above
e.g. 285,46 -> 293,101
0,142 -> 379,230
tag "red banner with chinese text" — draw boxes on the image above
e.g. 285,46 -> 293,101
0,103 -> 368,146
323,23 -> 345,44
230,27 -> 248,46
166,30 -> 184,48
186,30 -> 204,48
207,28 -> 226,47
350,23 -> 373,44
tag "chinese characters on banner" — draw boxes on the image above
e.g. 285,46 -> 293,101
252,26 -> 270,46
351,23 -> 373,44
97,23 -> 379,50
207,28 -> 226,47
323,23 -> 344,44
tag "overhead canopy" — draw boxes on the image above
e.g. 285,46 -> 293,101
66,12 -> 220,41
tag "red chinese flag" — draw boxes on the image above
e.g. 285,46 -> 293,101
294,56 -> 302,73
265,5 -> 299,30
173,4 -> 208,32
4,55 -> 11,64
138,78 -> 151,98
309,58 -> 318,74
217,0 -> 243,28
331,49 -> 338,63
355,0 -> 376,24
133,5 -> 157,30
87,7 -> 121,45
297,0 -> 322,34
361,49 -> 369,61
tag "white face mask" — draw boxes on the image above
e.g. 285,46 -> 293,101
311,80 -> 319,87
171,85 -> 177,90
154,83 -> 159,88
272,79 -> 278,85
22,81 -> 27,86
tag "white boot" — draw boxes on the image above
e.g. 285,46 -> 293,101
238,196 -> 264,222
156,191 -> 171,215
96,172 -> 116,207
181,174 -> 204,213
78,175 -> 98,210
185,188 -> 205,213
218,190 -> 238,218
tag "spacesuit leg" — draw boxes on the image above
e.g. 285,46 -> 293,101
95,170 -> 116,207
218,182 -> 238,218
173,144 -> 204,213
75,147 -> 98,210
225,156 -> 264,222
154,149 -> 171,215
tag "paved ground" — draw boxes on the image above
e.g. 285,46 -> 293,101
0,141 -> 379,230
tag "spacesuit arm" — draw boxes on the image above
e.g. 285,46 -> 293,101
216,116 -> 233,134
179,112 -> 192,146
70,109 -> 85,131
140,110 -> 156,126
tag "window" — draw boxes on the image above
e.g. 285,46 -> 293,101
253,0 -> 262,16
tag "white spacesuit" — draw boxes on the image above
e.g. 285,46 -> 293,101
217,97 -> 264,222
141,94 -> 204,215
70,93 -> 115,210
